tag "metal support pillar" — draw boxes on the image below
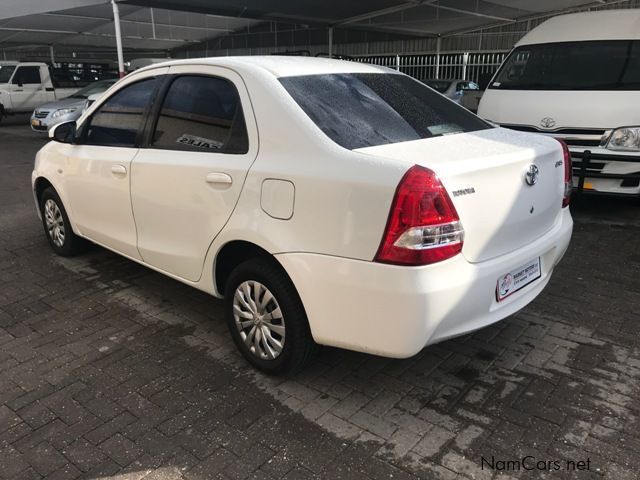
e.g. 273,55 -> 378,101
462,52 -> 468,80
435,36 -> 441,79
150,8 -> 156,39
328,27 -> 333,58
112,0 -> 125,77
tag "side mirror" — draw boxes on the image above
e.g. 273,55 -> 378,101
49,121 -> 76,144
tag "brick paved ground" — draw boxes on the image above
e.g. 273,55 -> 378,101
1,119 -> 639,480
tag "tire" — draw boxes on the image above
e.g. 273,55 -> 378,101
224,256 -> 317,375
39,187 -> 87,256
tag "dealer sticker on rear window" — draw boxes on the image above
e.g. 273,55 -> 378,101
496,257 -> 541,302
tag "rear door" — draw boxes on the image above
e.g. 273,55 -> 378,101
130,66 -> 258,281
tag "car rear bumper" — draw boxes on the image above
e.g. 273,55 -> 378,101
276,208 -> 573,358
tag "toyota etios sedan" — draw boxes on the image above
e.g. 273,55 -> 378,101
32,57 -> 573,374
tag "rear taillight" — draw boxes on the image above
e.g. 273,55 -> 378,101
374,165 -> 464,266
558,139 -> 572,208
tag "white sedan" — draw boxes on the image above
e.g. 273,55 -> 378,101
32,57 -> 573,374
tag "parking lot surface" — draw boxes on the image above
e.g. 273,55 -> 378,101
1,119 -> 639,480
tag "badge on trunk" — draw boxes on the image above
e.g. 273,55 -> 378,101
524,164 -> 539,186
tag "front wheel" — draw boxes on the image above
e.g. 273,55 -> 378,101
39,187 -> 87,256
224,257 -> 317,374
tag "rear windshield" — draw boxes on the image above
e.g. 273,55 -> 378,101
491,40 -> 640,91
280,73 -> 490,150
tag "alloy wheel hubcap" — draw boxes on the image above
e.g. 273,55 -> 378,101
233,281 -> 285,360
44,199 -> 65,247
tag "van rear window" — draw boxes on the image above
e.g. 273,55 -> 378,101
491,40 -> 640,91
280,73 -> 490,150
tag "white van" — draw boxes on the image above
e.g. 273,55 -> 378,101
478,10 -> 640,196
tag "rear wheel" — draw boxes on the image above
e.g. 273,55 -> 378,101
224,257 -> 317,374
39,187 -> 87,256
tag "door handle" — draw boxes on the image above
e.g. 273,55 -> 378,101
205,172 -> 232,185
111,164 -> 127,175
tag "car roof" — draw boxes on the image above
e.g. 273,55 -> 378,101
134,55 -> 395,78
517,9 -> 640,46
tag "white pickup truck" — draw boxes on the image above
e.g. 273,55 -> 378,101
0,62 -> 81,122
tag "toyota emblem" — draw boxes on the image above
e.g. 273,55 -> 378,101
524,164 -> 539,186
540,117 -> 556,129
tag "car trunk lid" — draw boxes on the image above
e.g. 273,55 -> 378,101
356,127 -> 564,263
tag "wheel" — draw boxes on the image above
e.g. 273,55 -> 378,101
224,256 -> 317,374
39,187 -> 87,256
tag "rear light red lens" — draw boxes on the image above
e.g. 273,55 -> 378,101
374,165 -> 464,266
557,139 -> 572,208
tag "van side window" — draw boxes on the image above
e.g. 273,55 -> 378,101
84,78 -> 158,147
151,75 -> 249,154
13,67 -> 41,85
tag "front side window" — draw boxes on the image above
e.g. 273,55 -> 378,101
151,75 -> 248,154
13,66 -> 41,85
491,40 -> 640,90
84,77 -> 158,147
280,73 -> 490,150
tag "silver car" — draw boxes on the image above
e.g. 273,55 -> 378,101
30,79 -> 117,133
423,79 -> 479,104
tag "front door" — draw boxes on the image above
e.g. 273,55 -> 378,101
10,66 -> 47,111
64,72 -> 166,259
131,66 -> 258,281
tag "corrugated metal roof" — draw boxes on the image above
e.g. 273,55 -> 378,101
0,0 -> 634,57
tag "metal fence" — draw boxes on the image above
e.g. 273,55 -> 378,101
354,51 -> 508,84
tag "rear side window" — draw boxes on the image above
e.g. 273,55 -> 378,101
280,73 -> 490,150
13,66 -> 41,85
151,75 -> 248,154
84,78 -> 158,147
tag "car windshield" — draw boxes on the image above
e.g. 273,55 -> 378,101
0,65 -> 16,83
491,40 -> 640,90
280,73 -> 490,150
424,80 -> 452,93
69,80 -> 117,99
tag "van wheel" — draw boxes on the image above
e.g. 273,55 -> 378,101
39,187 -> 87,256
224,257 -> 317,374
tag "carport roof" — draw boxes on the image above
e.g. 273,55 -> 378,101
125,0 -> 631,36
0,0 -> 632,53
